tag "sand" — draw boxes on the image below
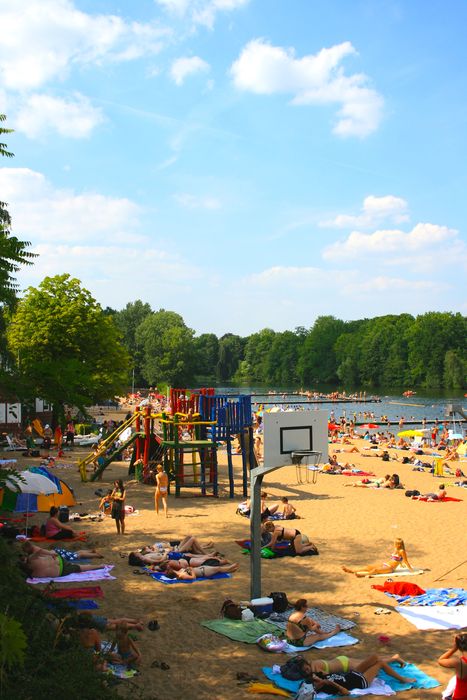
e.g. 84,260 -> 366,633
2,430 -> 466,699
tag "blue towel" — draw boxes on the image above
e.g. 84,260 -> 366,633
263,661 -> 439,695
379,661 -> 440,690
385,587 -> 467,607
145,570 -> 231,584
47,600 -> 99,610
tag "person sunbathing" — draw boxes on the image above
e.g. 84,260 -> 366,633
262,521 -> 318,555
311,654 -> 416,695
413,484 -> 447,501
22,547 -> 107,578
169,562 -> 239,580
286,598 -> 340,646
438,632 -> 467,700
300,652 -> 409,676
22,541 -> 103,562
342,537 -> 413,577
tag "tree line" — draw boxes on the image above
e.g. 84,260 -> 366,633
109,303 -> 466,390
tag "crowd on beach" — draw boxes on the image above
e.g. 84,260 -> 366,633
2,396 -> 466,698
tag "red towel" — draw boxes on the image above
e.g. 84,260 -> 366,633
416,496 -> 462,502
372,582 -> 426,596
29,532 -> 87,542
45,586 -> 104,599
341,470 -> 375,477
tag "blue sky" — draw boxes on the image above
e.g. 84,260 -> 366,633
1,0 -> 466,335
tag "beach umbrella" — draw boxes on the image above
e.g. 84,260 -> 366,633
448,432 -> 463,441
397,429 -> 425,438
360,423 -> 379,430
5,472 -> 59,495
328,423 -> 339,431
4,471 -> 59,532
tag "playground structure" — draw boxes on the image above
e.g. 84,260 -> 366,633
78,388 -> 254,498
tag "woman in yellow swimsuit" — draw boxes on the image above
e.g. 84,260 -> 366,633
342,538 -> 413,578
301,652 -> 408,675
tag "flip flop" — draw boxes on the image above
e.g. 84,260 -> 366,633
133,569 -> 146,575
147,620 -> 160,631
160,662 -> 170,671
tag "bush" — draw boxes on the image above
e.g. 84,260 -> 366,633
74,423 -> 93,436
0,538 -> 118,700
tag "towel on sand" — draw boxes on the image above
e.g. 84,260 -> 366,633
371,582 -> 425,597
367,565 -> 425,578
27,565 -> 115,584
201,619 -> 358,651
45,586 -> 104,599
146,570 -> 230,584
415,496 -> 462,502
29,532 -> 87,542
377,587 -> 467,607
396,604 -> 467,630
263,661 -> 439,696
258,631 -> 359,653
266,607 -> 356,633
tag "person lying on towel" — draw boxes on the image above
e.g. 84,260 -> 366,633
20,543 -> 107,578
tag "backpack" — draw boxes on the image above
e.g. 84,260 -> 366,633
220,599 -> 242,620
280,655 -> 307,681
269,591 -> 289,613
405,489 -> 420,497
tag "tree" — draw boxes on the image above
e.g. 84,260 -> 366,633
216,333 -> 245,381
193,333 -> 219,378
0,114 -> 36,308
7,274 -> 129,417
114,300 -> 152,386
242,329 -> 276,382
136,309 -> 195,387
298,316 -> 345,384
407,312 -> 466,388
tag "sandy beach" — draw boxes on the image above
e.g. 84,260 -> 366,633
3,428 -> 466,700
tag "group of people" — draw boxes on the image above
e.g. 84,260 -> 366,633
128,535 -> 239,580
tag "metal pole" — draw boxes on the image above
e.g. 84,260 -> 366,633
250,469 -> 263,600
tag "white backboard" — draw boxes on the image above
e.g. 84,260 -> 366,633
263,410 -> 328,468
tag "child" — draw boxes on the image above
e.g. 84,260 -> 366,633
155,464 -> 169,517
281,497 -> 297,519
98,489 -> 113,515
110,622 -> 141,667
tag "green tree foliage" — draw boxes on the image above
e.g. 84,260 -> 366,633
242,329 -> 276,382
0,115 -> 37,308
136,309 -> 195,386
7,274 -> 130,414
193,333 -> 219,378
216,333 -> 245,381
298,316 -> 346,384
265,331 -> 303,385
443,349 -> 466,389
114,300 -> 152,385
407,312 -> 466,388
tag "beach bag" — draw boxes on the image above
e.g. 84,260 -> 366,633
405,489 -> 420,497
256,634 -> 287,653
220,599 -> 242,620
269,591 -> 289,613
280,655 -> 306,681
296,682 -> 317,700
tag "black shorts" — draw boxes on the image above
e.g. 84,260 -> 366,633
346,671 -> 368,690
61,561 -> 81,576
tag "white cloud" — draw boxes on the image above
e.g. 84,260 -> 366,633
0,0 -> 170,91
170,56 -> 210,85
0,167 -> 141,243
174,192 -> 221,209
13,93 -> 104,139
323,222 -> 461,261
155,0 -> 250,29
321,195 -> 409,229
231,39 -> 384,137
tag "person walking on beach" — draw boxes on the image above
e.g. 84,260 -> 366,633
155,463 -> 169,517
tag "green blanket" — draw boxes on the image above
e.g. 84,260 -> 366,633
201,618 -> 282,643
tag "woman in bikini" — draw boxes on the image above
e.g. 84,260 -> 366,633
342,537 -> 413,577
171,562 -> 239,580
299,652 -> 409,675
310,654 -> 415,695
155,464 -> 169,517
438,632 -> 467,700
262,521 -> 318,555
286,598 -> 340,646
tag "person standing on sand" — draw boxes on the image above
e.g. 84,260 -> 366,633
111,479 -> 126,535
155,463 -> 169,517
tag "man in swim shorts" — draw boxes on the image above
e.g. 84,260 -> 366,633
22,543 -> 107,578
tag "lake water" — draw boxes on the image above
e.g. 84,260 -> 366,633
215,385 -> 466,428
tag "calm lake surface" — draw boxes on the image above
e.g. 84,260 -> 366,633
215,385 -> 466,427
